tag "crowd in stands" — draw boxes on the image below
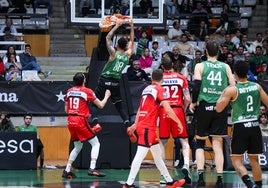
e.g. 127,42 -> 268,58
0,17 -> 51,81
126,1 -> 267,87
1,0 -> 53,17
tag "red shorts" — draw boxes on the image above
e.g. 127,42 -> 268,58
136,127 -> 159,147
67,116 -> 95,142
159,107 -> 188,139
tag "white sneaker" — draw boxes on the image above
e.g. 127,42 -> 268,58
174,160 -> 180,167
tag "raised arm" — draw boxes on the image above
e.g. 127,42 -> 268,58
126,18 -> 134,57
106,21 -> 122,56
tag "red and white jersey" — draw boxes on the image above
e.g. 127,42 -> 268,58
161,71 -> 188,107
137,83 -> 167,131
65,86 -> 96,118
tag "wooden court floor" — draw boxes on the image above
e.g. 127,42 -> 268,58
0,161 -> 267,188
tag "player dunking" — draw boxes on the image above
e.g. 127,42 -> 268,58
122,69 -> 185,188
91,17 -> 134,132
62,72 -> 111,179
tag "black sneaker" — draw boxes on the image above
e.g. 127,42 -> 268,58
121,183 -> 137,188
197,178 -> 205,186
181,166 -> 192,184
216,178 -> 223,188
88,168 -> 106,177
62,170 -> 76,179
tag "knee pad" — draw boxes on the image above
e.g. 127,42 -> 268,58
195,139 -> 205,149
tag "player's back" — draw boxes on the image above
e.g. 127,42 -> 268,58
162,71 -> 188,107
66,86 -> 95,117
199,60 -> 229,103
137,84 -> 165,130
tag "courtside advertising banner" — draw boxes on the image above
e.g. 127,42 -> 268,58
0,132 -> 37,169
0,81 -> 72,115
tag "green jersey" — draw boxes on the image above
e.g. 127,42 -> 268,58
17,124 -> 39,137
231,81 -> 260,123
101,51 -> 129,80
198,60 -> 229,103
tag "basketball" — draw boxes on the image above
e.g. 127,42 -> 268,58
99,14 -> 131,32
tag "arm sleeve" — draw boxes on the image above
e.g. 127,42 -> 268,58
192,79 -> 202,103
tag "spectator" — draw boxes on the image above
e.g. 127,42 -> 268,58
260,114 -> 268,136
134,26 -> 153,41
0,57 -> 4,81
212,27 -> 226,45
233,45 -> 245,63
19,44 -> 51,78
260,105 -> 267,116
34,0 -> 53,17
0,17 -> 18,34
17,114 -> 44,168
5,64 -> 21,81
139,0 -> 153,15
175,34 -> 194,56
0,113 -> 15,132
262,39 -> 268,56
225,52 -> 235,73
190,1 -> 208,32
257,62 -> 268,82
192,1 -> 208,15
4,53 -> 22,76
172,45 -> 188,77
239,33 -> 253,54
0,27 -> 17,50
222,33 -> 236,52
150,41 -> 162,70
127,59 -> 150,81
167,20 -> 184,42
214,13 -> 230,34
264,29 -> 268,40
135,30 -> 149,59
251,46 -> 268,75
2,45 -> 20,64
165,0 -> 178,17
187,50 -> 203,79
245,52 -> 257,77
231,29 -> 241,49
218,44 -> 229,62
193,20 -> 208,41
139,48 -> 153,75
252,33 -> 263,54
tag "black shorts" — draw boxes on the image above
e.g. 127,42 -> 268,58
196,101 -> 228,137
94,76 -> 121,104
231,121 -> 263,155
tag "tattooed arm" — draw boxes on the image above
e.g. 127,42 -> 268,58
106,21 -> 122,59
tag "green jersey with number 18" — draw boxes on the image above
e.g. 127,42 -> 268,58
101,51 -> 129,80
198,60 -> 229,103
